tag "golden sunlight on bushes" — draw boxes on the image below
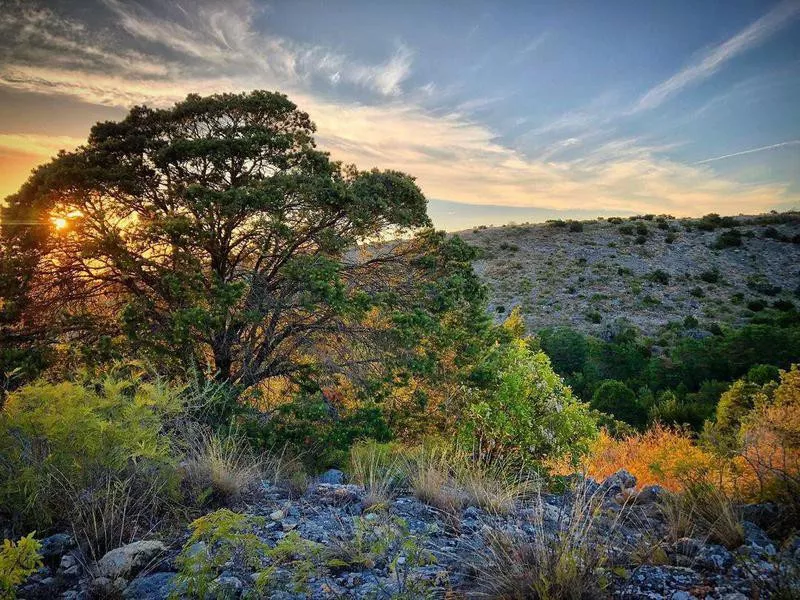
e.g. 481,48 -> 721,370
575,424 -> 719,492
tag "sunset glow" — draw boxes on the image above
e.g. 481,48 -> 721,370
0,1 -> 799,229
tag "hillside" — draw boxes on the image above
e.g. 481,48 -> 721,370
460,212 -> 800,340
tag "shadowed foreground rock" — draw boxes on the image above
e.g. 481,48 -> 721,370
16,471 -> 798,599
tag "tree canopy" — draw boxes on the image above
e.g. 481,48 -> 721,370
1,91 -> 482,392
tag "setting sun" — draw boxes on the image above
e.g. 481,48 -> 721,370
52,217 -> 67,230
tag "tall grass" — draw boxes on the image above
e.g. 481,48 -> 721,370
350,442 -> 537,516
660,483 -> 744,549
464,480 -> 620,599
183,430 -> 263,504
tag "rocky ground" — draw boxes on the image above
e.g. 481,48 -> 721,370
17,470 -> 798,599
458,213 -> 800,339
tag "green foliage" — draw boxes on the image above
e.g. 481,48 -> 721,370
712,379 -> 772,444
747,364 -> 781,386
244,390 -> 392,470
0,369 -> 180,529
714,230 -> 743,249
539,328 -> 589,375
460,339 -> 597,466
591,380 -> 647,428
326,513 -> 437,598
0,533 -> 42,600
648,270 -> 670,285
174,509 -> 268,599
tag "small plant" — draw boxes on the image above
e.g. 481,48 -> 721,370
568,220 -> 584,232
0,533 -> 42,600
689,286 -> 705,298
174,509 -> 269,599
648,269 -> 670,285
619,225 -> 634,235
326,513 -> 437,598
183,430 -> 263,505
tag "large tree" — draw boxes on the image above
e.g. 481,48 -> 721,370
1,91 -> 480,391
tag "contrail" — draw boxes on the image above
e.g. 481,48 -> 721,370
694,140 -> 800,165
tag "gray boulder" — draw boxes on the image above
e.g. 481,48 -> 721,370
124,572 -> 178,600
97,540 -> 167,580
318,469 -> 345,485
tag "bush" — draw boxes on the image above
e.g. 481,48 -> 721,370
460,339 -> 597,467
714,230 -> 743,249
0,533 -> 42,600
739,365 -> 800,508
0,371 -> 181,532
577,424 -> 716,491
591,380 -> 647,427
619,225 -> 634,235
747,364 -> 781,385
648,270 -> 670,285
244,390 -> 392,471
698,269 -> 720,284
539,327 -> 589,375
568,220 -> 584,232
747,299 -> 766,312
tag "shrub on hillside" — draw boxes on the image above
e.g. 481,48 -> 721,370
460,339 -> 597,467
0,370 -> 181,533
714,230 -> 743,249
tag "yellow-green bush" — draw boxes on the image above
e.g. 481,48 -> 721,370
0,371 -> 182,531
0,533 -> 42,600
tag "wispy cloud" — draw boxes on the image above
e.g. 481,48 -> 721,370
694,140 -> 800,165
0,0 -> 798,220
633,0 -> 800,112
0,133 -> 83,158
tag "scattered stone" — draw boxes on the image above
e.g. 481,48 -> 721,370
39,533 -> 74,561
96,540 -> 167,580
123,573 -> 178,600
318,469 -> 345,485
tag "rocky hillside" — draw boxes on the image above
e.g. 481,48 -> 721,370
17,470 -> 797,599
459,212 -> 800,339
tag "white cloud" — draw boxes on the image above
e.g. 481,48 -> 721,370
0,0 -> 797,222
633,0 -> 800,112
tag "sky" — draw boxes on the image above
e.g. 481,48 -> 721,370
0,0 -> 799,230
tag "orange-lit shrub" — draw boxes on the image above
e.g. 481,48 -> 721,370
575,424 -> 719,492
739,365 -> 800,505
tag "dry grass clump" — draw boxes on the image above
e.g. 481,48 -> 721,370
660,483 -> 744,549
348,441 -> 404,509
400,444 -> 537,516
405,445 -> 466,514
56,467 -> 172,563
465,480 -> 619,599
183,430 -> 263,504
455,458 -> 537,515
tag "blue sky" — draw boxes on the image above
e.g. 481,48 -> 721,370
0,0 -> 798,229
